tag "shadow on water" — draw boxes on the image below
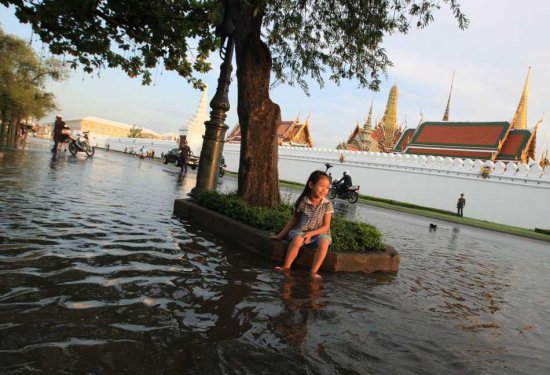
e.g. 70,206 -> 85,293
1,140 -> 549,374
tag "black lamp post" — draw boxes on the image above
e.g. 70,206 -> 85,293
193,9 -> 235,194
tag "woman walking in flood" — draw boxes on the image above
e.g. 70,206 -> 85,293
271,170 -> 333,279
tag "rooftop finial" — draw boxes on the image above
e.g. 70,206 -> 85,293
442,71 -> 455,121
511,67 -> 531,129
364,99 -> 374,130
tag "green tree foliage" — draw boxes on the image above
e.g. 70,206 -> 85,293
2,0 -> 467,205
127,125 -> 157,138
2,0 -> 218,87
127,124 -> 144,138
0,26 -> 68,135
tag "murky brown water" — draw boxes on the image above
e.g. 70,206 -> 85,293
1,138 -> 549,374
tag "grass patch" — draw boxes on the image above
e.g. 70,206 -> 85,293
195,190 -> 384,252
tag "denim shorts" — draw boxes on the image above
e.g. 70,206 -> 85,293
289,230 -> 332,247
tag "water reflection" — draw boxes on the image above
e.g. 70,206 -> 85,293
332,200 -> 358,220
449,227 -> 460,250
271,275 -> 324,351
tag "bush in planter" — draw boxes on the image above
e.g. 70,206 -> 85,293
195,191 -> 384,252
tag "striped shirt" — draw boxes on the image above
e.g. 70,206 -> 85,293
293,197 -> 334,234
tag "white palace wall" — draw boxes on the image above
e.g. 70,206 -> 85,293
223,144 -> 550,230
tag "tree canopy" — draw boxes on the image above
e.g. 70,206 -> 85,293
127,125 -> 144,138
2,0 -> 467,91
0,26 -> 68,134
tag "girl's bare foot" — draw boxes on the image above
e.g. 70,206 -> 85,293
310,273 -> 322,280
274,266 -> 289,272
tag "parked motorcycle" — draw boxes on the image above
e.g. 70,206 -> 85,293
68,131 -> 95,156
328,180 -> 360,203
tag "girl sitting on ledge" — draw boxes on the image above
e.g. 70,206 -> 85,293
271,170 -> 333,279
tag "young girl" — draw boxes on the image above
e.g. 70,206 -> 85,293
271,170 -> 333,279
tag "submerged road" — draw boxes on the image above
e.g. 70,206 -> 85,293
0,139 -> 549,374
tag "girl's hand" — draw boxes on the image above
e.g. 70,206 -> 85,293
302,232 -> 312,244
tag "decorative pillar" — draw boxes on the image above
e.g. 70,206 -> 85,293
193,14 -> 234,194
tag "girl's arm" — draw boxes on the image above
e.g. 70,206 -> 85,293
303,212 -> 332,244
270,212 -> 300,240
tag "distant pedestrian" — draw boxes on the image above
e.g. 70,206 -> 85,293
51,114 -> 65,152
178,141 -> 191,173
456,193 -> 466,217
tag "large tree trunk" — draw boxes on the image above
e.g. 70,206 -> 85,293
233,4 -> 281,207
0,110 -> 6,137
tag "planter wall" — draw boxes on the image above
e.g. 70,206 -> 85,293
174,198 -> 400,273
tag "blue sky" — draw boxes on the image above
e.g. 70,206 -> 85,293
1,1 -> 549,154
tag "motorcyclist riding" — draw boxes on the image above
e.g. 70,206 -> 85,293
336,171 -> 353,194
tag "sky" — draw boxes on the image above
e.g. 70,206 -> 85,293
1,1 -> 550,154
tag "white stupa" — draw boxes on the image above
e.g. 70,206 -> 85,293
179,85 -> 209,156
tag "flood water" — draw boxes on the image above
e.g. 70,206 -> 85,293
1,139 -> 549,374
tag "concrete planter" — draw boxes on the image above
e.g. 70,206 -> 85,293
173,198 -> 400,273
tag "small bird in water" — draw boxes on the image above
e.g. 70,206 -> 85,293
429,223 -> 437,231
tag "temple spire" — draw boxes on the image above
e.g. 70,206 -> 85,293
381,84 -> 398,132
364,100 -> 374,130
180,85 -> 209,156
511,67 -> 531,129
442,71 -> 455,121
373,83 -> 402,152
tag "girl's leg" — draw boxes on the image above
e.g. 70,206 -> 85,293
275,236 -> 304,271
311,238 -> 330,277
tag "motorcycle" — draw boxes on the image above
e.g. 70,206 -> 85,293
328,180 -> 360,203
68,131 -> 95,156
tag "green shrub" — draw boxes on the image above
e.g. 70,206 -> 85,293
195,191 -> 384,252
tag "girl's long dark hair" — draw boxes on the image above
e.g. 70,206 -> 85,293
294,170 -> 330,210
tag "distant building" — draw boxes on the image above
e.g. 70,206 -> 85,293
342,84 -> 404,152
341,103 -> 379,152
226,116 -> 314,147
44,116 -> 161,139
395,68 -> 541,163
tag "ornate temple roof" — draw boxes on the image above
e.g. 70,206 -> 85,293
225,123 -> 242,143
497,129 -> 532,161
340,68 -> 539,161
403,121 -> 512,160
400,121 -> 538,162
342,87 -> 403,153
393,128 -> 415,153
226,117 -> 314,147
